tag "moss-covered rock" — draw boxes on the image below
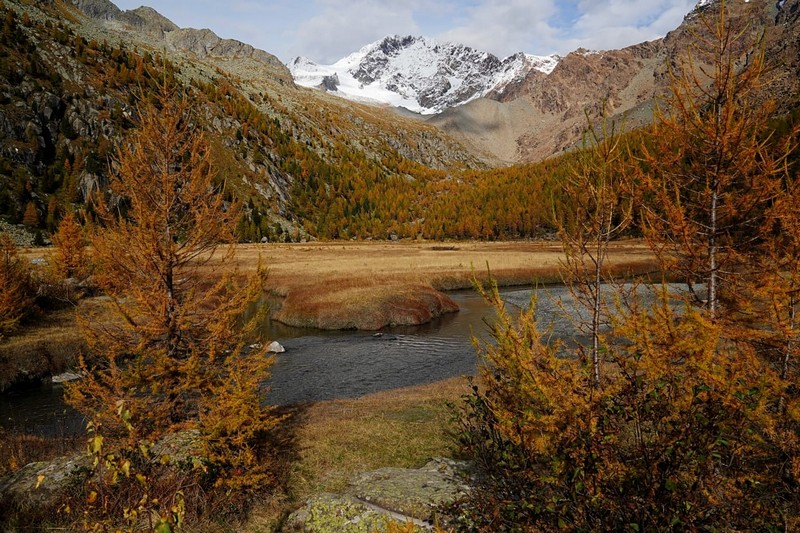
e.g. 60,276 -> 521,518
285,493 -> 425,532
0,429 -> 207,527
286,458 -> 470,532
346,458 -> 470,522
0,452 -> 91,520
149,428 -> 206,468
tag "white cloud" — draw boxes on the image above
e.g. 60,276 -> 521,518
571,0 -> 697,51
437,0 -> 563,58
289,0 -> 422,63
111,0 -> 701,63
434,0 -> 699,57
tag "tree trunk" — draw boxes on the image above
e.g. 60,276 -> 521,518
591,219 -> 604,388
779,295 -> 796,413
708,185 -> 718,318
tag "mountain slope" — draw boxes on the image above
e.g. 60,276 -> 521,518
0,0 -> 481,244
433,0 -> 800,163
288,36 -> 559,115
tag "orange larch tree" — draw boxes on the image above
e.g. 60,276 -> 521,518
51,210 -> 87,280
637,1 -> 788,319
0,233 -> 31,338
558,109 -> 633,387
66,86 -> 279,495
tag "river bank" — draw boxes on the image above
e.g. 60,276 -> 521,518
0,306 -> 85,393
2,240 -> 657,392
225,239 -> 657,330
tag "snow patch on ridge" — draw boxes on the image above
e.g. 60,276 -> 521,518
694,0 -> 751,9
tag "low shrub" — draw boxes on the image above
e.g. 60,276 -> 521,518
452,281 -> 799,532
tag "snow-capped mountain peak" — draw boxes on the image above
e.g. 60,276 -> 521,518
287,35 -> 560,115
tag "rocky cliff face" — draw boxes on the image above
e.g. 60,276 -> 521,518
773,0 -> 800,101
164,28 -> 286,71
70,0 -> 289,80
69,0 -> 119,20
116,6 -> 178,38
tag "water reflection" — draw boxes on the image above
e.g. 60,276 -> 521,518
0,380 -> 86,436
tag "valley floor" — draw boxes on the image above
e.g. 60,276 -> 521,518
5,239 -> 657,387
3,240 -> 658,530
228,239 -> 658,330
235,239 -> 655,290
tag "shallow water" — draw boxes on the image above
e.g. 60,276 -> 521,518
265,288 -> 494,404
0,289 -> 499,434
0,380 -> 86,436
0,283 -> 682,435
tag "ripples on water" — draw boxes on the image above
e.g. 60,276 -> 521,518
0,284 -> 690,434
266,288 -> 493,404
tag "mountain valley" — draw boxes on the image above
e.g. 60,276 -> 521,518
1,3 -> 799,529
0,0 -> 798,242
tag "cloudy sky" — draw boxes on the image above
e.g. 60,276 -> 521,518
112,0 -> 701,64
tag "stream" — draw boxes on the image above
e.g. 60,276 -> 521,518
0,283 -> 677,435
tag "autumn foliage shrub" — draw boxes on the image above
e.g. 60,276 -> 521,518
31,212 -> 92,309
64,85 -> 281,529
455,281 -> 799,531
51,210 -> 88,282
68,406 -> 268,532
0,233 -> 34,338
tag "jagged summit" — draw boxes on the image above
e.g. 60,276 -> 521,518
70,0 -> 121,20
288,35 -> 560,115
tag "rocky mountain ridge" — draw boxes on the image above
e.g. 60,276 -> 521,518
70,0 -> 289,79
288,35 -> 559,115
432,0 -> 800,163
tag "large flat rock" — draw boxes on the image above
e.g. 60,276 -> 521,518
346,458 -> 470,521
286,458 -> 471,532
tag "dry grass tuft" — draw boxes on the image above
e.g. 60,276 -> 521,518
0,430 -> 82,476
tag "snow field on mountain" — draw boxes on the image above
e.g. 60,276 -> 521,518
288,35 -> 560,115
